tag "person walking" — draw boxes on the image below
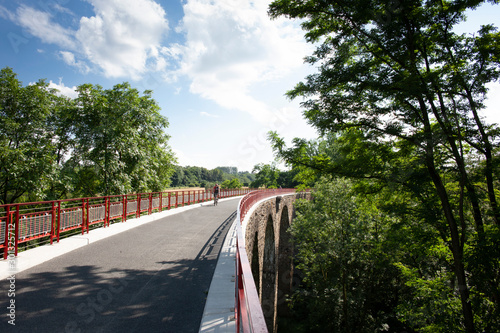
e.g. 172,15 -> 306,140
213,183 -> 220,206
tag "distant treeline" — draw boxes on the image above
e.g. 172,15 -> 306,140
170,165 -> 255,188
170,164 -> 301,190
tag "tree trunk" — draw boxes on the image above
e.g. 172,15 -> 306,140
425,150 -> 476,333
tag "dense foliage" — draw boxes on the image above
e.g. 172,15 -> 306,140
268,0 -> 500,332
287,178 -> 406,332
251,162 -> 301,188
0,67 -> 176,203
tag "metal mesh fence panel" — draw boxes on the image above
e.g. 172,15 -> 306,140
127,201 -> 137,214
60,209 -> 82,230
19,213 -> 52,239
89,205 -> 106,223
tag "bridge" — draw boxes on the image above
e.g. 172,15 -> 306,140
0,189 -> 309,332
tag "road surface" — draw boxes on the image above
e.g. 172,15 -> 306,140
1,198 -> 238,333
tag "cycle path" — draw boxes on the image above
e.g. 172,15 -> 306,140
1,198 -> 239,333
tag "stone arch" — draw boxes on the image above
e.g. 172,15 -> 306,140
277,205 -> 293,320
261,214 -> 276,332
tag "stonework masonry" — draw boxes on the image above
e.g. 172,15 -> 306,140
244,192 -> 311,333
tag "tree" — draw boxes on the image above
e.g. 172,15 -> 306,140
277,168 -> 300,188
209,168 -> 224,182
221,178 -> 243,189
288,177 -> 408,333
0,68 -> 176,202
70,83 -> 175,196
216,166 -> 238,175
168,166 -> 251,188
170,165 -> 186,187
269,1 -> 500,331
0,67 -> 58,204
251,163 -> 280,188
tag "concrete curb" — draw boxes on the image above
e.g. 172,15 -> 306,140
198,218 -> 238,333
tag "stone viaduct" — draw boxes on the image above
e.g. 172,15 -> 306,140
243,192 -> 311,333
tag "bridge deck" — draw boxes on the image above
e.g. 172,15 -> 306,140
1,198 -> 239,332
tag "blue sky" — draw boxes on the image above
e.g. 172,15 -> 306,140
1,1 -> 499,172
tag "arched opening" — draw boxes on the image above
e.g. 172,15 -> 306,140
262,214 -> 276,332
251,231 -> 260,293
277,205 -> 293,322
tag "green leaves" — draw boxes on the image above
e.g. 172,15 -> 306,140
395,261 -> 463,333
221,178 -> 243,189
251,162 -> 280,188
70,82 -> 175,196
0,67 -> 176,202
0,67 -> 59,203
268,1 -> 500,330
289,177 -> 404,332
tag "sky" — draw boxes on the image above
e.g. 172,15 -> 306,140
1,0 -> 499,172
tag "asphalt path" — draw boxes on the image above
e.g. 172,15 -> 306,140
0,198 -> 238,333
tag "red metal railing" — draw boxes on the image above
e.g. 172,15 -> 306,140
1,188 -> 250,259
235,188 -> 298,333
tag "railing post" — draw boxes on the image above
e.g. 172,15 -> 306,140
149,193 -> 153,215
3,205 -> 10,259
159,192 -> 163,212
14,205 -> 19,257
81,199 -> 86,234
105,197 -> 110,227
57,201 -> 61,242
85,198 -> 90,234
123,195 -> 127,222
50,201 -> 56,245
136,194 -> 141,218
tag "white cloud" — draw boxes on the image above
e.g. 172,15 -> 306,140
59,51 -> 90,73
4,1 -> 170,80
52,3 -> 74,16
75,0 -> 169,79
173,0 -> 313,123
4,0 -> 312,124
16,5 -> 76,49
0,5 -> 16,21
48,79 -> 78,99
200,111 -> 219,118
